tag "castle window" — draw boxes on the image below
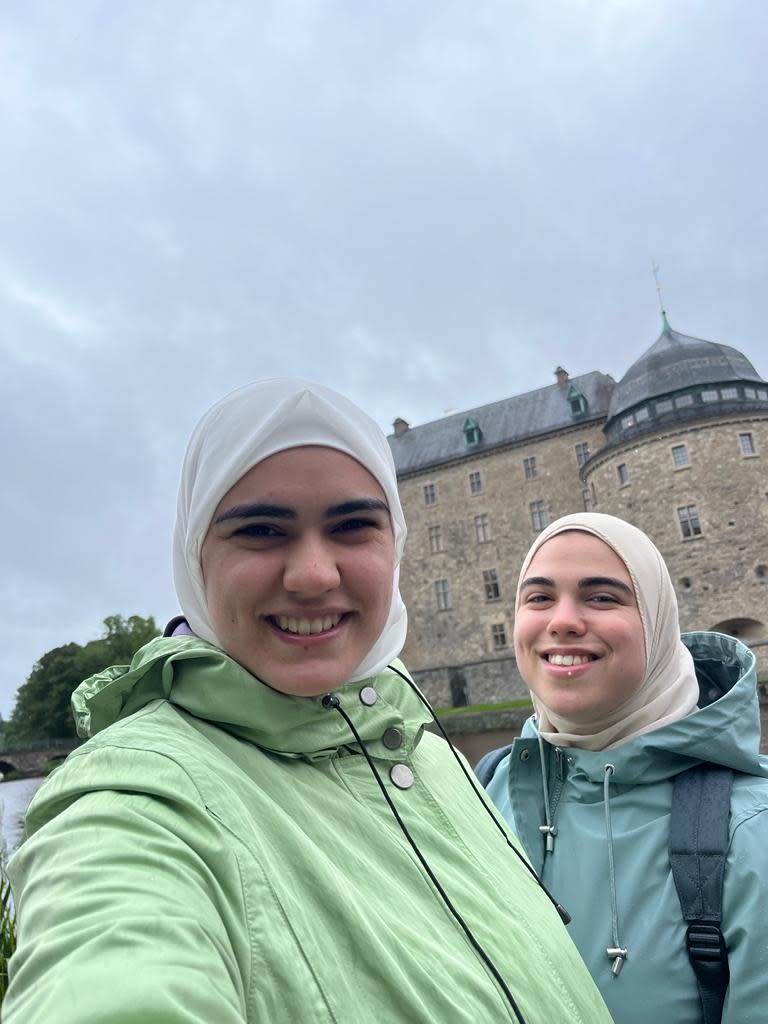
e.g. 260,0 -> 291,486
671,444 -> 689,469
675,394 -> 694,408
617,463 -> 630,486
474,513 -> 491,543
591,482 -> 598,506
483,569 -> 501,601
758,389 -> 768,400
428,525 -> 443,554
435,579 -> 452,611
567,384 -> 588,418
424,483 -> 437,506
530,500 -> 549,530
463,418 -> 483,447
721,387 -> 738,400
635,407 -> 649,422
621,414 -> 635,429
701,389 -> 719,403
744,387 -> 757,399
469,470 -> 483,494
677,504 -> 703,539
523,456 -> 537,479
739,432 -> 756,456
582,488 -> 593,512
491,623 -> 508,649
656,399 -> 673,414
575,442 -> 590,466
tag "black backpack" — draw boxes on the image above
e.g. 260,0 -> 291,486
475,749 -> 732,1024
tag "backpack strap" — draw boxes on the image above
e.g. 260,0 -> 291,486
474,744 -> 513,787
669,765 -> 733,1024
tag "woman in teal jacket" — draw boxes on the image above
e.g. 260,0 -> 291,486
4,380 -> 611,1024
484,512 -> 768,1024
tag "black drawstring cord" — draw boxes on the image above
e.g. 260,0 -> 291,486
386,663 -> 572,927
321,692 -> 527,1024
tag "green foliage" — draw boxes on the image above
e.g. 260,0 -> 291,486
0,871 -> 15,1003
6,615 -> 160,743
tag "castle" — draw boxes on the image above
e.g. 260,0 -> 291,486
388,316 -> 768,707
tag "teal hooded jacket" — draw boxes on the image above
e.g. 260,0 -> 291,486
486,632 -> 768,1024
4,637 -> 612,1024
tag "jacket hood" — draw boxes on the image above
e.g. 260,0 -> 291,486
72,636 -> 431,761
523,632 -> 768,784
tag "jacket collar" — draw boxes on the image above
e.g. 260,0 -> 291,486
523,632 -> 768,784
72,636 -> 431,761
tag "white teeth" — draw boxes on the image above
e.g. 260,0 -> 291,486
275,614 -> 342,635
548,653 -> 593,666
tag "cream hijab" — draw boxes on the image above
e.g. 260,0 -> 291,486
515,512 -> 700,751
173,378 -> 408,683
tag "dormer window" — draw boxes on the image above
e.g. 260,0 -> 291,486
463,417 -> 483,447
567,384 -> 587,418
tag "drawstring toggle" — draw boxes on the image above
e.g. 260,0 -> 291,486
607,948 -> 628,976
538,824 -> 557,853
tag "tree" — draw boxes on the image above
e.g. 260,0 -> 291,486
5,615 -> 159,743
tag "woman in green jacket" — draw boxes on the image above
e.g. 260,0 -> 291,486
4,380 -> 611,1024
484,512 -> 768,1024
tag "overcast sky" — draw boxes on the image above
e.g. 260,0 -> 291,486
1,0 -> 766,720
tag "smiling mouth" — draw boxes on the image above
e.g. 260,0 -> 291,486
270,613 -> 344,636
544,653 -> 598,666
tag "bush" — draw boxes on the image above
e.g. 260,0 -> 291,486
0,872 -> 15,1003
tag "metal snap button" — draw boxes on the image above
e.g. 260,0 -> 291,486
389,764 -> 414,790
520,748 -> 531,761
382,727 -> 403,750
359,686 -> 378,707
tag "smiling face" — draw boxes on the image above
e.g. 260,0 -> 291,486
514,531 -> 647,725
200,446 -> 395,696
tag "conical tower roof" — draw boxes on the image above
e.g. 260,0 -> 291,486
607,318 -> 764,423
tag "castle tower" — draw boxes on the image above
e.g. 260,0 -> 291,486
583,318 -> 768,648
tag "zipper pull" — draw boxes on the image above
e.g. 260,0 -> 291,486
607,947 -> 628,977
538,824 -> 557,852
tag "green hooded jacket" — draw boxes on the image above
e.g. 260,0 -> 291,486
487,632 -> 768,1024
4,636 -> 612,1024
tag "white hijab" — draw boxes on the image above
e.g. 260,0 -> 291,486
515,512 -> 700,751
173,378 -> 408,683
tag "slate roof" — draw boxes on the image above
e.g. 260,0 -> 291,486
607,321 -> 765,422
389,371 -> 616,475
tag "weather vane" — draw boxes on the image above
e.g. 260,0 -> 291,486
651,260 -> 671,330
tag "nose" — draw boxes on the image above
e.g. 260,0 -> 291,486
282,533 -> 341,596
546,597 -> 586,636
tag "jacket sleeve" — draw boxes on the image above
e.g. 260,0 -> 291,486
722,805 -> 768,1023
3,746 -> 251,1024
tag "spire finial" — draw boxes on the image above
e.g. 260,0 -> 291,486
651,260 -> 671,332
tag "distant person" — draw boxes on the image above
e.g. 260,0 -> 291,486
480,513 -> 768,1024
4,380 -> 612,1023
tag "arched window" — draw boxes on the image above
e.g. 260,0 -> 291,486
709,618 -> 766,644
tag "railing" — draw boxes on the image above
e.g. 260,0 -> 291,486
0,737 -> 79,754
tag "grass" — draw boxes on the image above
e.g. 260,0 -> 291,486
0,872 -> 15,1003
434,698 -> 532,717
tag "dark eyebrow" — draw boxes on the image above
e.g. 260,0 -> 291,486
578,576 -> 634,595
520,574 -> 633,595
325,498 -> 390,518
213,503 -> 297,525
520,576 -> 555,589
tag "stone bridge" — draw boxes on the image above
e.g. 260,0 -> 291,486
0,739 -> 80,779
